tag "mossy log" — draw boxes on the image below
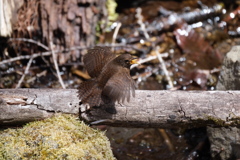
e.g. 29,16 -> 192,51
0,89 -> 240,128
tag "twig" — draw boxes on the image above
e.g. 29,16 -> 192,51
111,22 -> 122,48
0,44 -> 141,66
0,46 -> 87,65
9,38 -> 49,50
15,56 -> 34,88
49,40 -> 66,89
0,52 -> 47,65
131,53 -> 168,84
130,53 -> 168,69
136,7 -> 150,40
158,129 -> 175,153
26,70 -> 47,83
155,47 -> 173,89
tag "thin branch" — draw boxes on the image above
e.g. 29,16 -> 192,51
49,40 -> 66,89
111,22 -> 122,47
155,46 -> 173,89
9,38 -> 49,50
130,53 -> 168,69
158,129 -> 175,153
15,56 -> 34,88
136,7 -> 150,40
26,70 -> 47,83
0,52 -> 48,65
0,46 -> 87,65
0,44 -> 141,66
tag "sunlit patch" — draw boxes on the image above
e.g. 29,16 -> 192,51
222,9 -> 226,14
230,12 -> 235,19
111,22 -> 118,29
237,27 -> 240,33
196,78 -> 202,85
140,39 -> 145,44
191,22 -> 203,28
176,29 -> 189,36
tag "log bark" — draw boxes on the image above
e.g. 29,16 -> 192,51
1,89 -> 240,128
39,0 -> 107,62
9,0 -> 107,63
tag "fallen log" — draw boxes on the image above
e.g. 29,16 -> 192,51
0,89 -> 240,128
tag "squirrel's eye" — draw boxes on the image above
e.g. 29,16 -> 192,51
125,60 -> 129,63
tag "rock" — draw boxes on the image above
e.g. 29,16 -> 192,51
207,127 -> 240,160
216,46 -> 240,90
208,46 -> 240,160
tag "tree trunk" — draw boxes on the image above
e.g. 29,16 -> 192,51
11,0 -> 107,63
1,89 -> 240,128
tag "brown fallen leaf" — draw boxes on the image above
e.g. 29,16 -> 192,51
174,23 -> 223,69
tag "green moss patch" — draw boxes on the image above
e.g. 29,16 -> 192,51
0,114 -> 115,160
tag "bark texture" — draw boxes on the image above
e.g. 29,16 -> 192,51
1,89 -> 240,128
0,89 -> 79,125
39,0 -> 107,62
11,0 -> 107,63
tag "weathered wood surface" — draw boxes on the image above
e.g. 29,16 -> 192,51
0,89 -> 79,125
0,89 -> 240,128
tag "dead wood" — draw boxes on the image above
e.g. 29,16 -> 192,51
0,89 -> 240,128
